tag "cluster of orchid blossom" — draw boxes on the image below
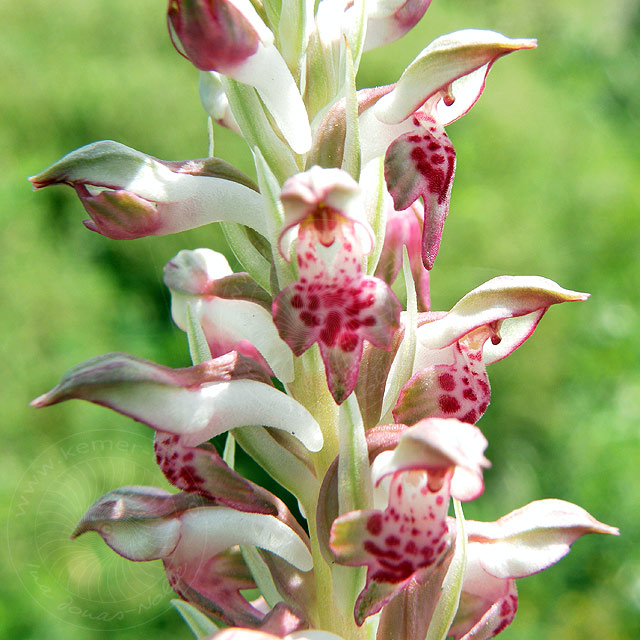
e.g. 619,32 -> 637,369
30,1 -> 618,639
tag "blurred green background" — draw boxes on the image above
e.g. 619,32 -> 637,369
2,0 -> 639,638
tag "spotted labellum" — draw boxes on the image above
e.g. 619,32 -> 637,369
30,1 -> 617,640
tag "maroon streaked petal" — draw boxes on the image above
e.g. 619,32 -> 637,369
153,433 -> 277,515
165,547 -> 263,627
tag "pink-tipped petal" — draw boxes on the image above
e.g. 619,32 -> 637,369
79,188 -> 163,239
374,30 -> 537,125
465,499 -> 619,580
360,0 -> 433,51
167,0 -> 262,73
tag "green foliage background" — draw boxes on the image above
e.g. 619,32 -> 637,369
2,0 -> 639,638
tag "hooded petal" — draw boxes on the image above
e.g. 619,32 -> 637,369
278,166 -> 372,259
74,487 -> 312,627
32,351 -> 323,451
373,30 -> 537,125
449,500 -> 618,639
370,418 -> 490,501
71,486 -> 205,561
30,140 -> 268,237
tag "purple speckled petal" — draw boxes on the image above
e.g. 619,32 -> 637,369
394,340 -> 491,426
385,113 -> 456,269
331,470 -> 453,623
274,219 -> 400,403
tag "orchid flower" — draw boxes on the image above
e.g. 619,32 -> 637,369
357,275 -> 589,429
448,500 -> 619,640
30,2 -> 619,640
31,351 -> 322,452
358,30 -> 537,269
273,166 -> 402,403
73,485 -> 312,628
29,141 -> 267,239
164,248 -> 294,383
330,418 -> 489,623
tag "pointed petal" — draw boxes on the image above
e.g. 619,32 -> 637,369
374,30 -> 537,125
416,276 -> 589,352
32,352 -> 322,451
30,141 -> 267,237
394,341 -> 491,426
371,418 -> 489,501
384,114 -> 456,269
465,499 -> 619,579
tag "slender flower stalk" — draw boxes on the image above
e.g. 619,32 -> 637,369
29,2 -> 618,639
